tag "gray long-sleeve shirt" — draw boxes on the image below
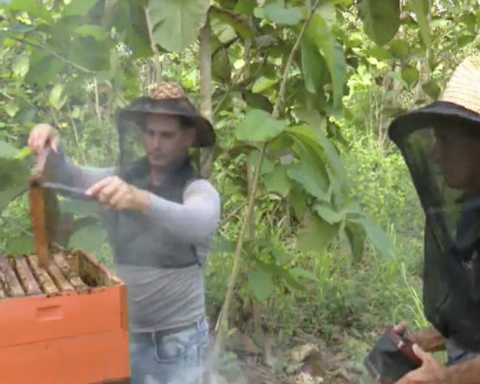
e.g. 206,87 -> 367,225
46,151 -> 221,333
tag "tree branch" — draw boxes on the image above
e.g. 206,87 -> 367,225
212,0 -> 321,355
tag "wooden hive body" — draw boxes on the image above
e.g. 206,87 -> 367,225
0,250 -> 130,384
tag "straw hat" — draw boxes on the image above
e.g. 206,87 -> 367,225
116,82 -> 215,148
389,56 -> 480,141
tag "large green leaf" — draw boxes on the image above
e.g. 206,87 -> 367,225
351,217 -> 394,259
69,224 -> 107,254
358,0 -> 400,46
49,85 -> 67,110
402,66 -> 419,89
74,25 -> 108,40
148,0 -> 210,52
259,2 -> 304,26
344,221 -> 366,263
305,13 -> 347,110
287,163 -> 329,202
59,199 -> 100,218
248,269 -> 274,301
0,181 -> 28,214
300,37 -> 327,94
262,164 -> 291,197
0,141 -> 20,158
7,0 -> 53,22
6,233 -> 35,255
423,80 -> 441,100
63,0 -> 101,17
290,124 -> 349,195
296,213 -> 340,252
12,55 -> 29,78
236,109 -> 286,142
314,202 -> 343,224
209,6 -> 254,40
411,0 -> 431,48
25,50 -> 65,86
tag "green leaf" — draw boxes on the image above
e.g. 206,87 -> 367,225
148,0 -> 210,52
74,25 -> 107,40
5,103 -> 19,118
262,164 -> 291,197
248,269 -> 274,301
25,51 -> 65,86
0,179 -> 28,214
242,91 -> 273,114
297,213 -> 340,252
301,37 -> 327,94
411,0 -> 430,48
358,0 -> 400,46
351,217 -> 394,259
236,109 -> 286,142
306,13 -> 347,110
422,80 -> 441,100
252,76 -> 279,93
59,199 -> 100,218
314,203 -> 343,224
69,224 -> 107,254
0,141 -> 19,158
402,66 -> 419,88
344,221 -> 365,263
49,84 -> 67,110
287,163 -> 329,202
12,55 -> 29,77
6,233 -> 35,255
316,1 -> 336,29
212,47 -> 232,83
290,267 -> 319,283
388,40 -> 409,59
7,0 -> 53,22
290,186 -> 307,219
63,0 -> 100,16
249,150 -> 274,174
209,6 -> 254,40
363,47 -> 393,61
262,2 -> 304,26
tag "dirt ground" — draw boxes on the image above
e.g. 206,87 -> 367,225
208,329 -> 368,384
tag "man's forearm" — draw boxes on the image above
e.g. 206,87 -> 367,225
445,355 -> 480,384
44,147 -> 113,191
140,180 -> 221,244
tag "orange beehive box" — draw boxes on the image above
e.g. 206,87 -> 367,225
0,249 -> 130,384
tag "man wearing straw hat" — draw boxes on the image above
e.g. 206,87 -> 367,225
28,82 -> 221,384
386,57 -> 480,383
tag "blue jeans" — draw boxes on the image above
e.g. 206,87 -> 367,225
446,338 -> 479,366
129,318 -> 209,384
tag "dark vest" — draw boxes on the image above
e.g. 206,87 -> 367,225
101,156 -> 202,269
424,196 -> 480,352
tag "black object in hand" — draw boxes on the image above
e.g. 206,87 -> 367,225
364,327 -> 422,384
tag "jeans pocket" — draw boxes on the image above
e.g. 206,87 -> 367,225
152,334 -> 188,364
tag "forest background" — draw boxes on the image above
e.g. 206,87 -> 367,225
0,0 -> 479,382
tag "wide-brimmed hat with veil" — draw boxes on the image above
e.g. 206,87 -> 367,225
114,82 -> 215,176
387,56 -> 480,349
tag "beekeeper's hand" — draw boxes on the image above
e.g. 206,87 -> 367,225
28,124 -> 60,154
86,176 -> 150,212
395,344 -> 447,384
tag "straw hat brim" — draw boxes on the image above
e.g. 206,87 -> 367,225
116,97 -> 215,148
388,101 -> 480,143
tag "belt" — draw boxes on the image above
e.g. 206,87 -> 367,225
130,318 -> 204,343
